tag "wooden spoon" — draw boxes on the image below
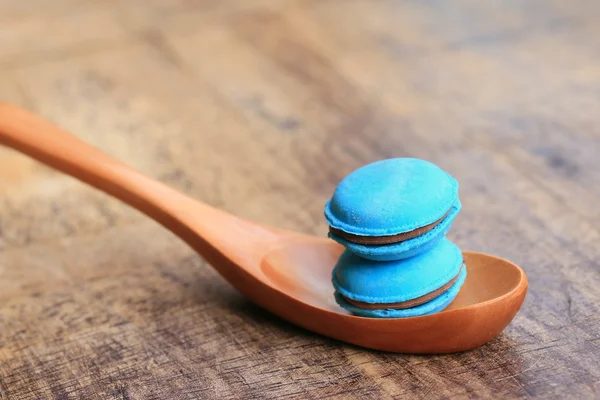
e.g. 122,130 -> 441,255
0,104 -> 527,354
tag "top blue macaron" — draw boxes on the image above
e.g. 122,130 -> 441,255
325,158 -> 458,237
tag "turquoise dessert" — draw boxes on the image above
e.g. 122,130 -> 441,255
333,238 -> 466,318
325,158 -> 460,261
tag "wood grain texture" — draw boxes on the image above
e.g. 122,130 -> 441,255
0,0 -> 599,398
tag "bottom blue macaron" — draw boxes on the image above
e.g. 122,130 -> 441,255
335,266 -> 467,318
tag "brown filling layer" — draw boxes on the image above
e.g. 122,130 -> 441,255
330,208 -> 452,245
343,267 -> 463,310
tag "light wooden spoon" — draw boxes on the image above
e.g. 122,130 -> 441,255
0,104 -> 527,354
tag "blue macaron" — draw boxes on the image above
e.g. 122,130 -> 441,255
332,237 -> 466,318
325,158 -> 460,261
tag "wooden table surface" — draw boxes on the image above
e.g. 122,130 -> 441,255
1,1 -> 600,398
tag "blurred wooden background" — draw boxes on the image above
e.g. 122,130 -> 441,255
1,0 -> 600,398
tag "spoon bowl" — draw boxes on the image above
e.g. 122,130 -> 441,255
256,235 -> 527,353
0,104 -> 527,353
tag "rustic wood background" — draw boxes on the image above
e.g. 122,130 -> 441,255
1,0 -> 599,398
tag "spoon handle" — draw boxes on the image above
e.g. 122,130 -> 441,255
0,103 -> 204,212
0,104 -> 268,261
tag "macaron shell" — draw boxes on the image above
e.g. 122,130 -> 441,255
335,266 -> 467,318
325,158 -> 458,236
332,237 -> 463,304
329,200 -> 461,261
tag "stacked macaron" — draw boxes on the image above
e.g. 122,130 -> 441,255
325,158 -> 466,318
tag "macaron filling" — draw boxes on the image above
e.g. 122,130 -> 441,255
329,207 -> 452,245
342,266 -> 464,310
329,199 -> 461,261
334,266 -> 467,318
